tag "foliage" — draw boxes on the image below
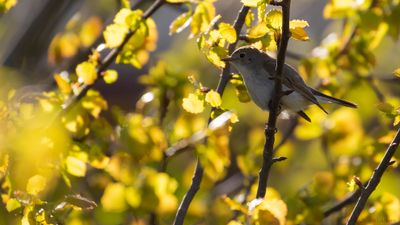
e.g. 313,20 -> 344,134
1,0 -> 400,224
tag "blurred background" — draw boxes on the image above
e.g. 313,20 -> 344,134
1,0 -> 400,224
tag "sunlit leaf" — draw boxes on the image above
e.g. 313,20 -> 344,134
289,20 -> 310,41
80,17 -> 103,47
245,9 -> 254,27
222,195 -> 248,214
182,93 -> 204,114
169,12 -> 192,35
6,198 -> 21,212
393,68 -> 400,77
101,183 -> 127,212
252,199 -> 287,225
54,73 -> 72,94
206,46 -> 228,68
241,0 -> 263,7
266,9 -> 282,31
205,90 -> 222,107
26,175 -> 46,196
66,156 -> 87,177
247,22 -> 269,39
76,61 -> 98,85
103,70 -> 119,84
218,23 -> 237,44
104,24 -> 129,48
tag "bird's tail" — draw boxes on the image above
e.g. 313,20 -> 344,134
310,89 -> 357,108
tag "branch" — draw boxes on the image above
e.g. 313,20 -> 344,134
346,128 -> 400,225
172,5 -> 250,225
256,0 -> 291,199
61,0 -> 166,112
323,188 -> 362,217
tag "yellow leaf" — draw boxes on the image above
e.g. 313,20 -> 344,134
26,175 -> 47,195
66,156 -> 87,177
80,17 -> 103,47
205,90 -> 222,107
222,195 -> 248,214
182,93 -> 204,114
166,0 -> 190,2
206,46 -> 228,68
76,61 -> 97,85
103,70 -> 119,84
169,12 -> 192,35
393,68 -> 400,77
103,24 -> 129,48
54,73 -> 71,94
218,22 -> 237,44
101,183 -> 127,212
114,8 -> 132,25
247,22 -> 269,39
266,9 -> 282,31
254,199 -> 287,225
6,198 -> 21,212
241,0 -> 263,7
289,20 -> 310,41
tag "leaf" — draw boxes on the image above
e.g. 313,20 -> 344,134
289,20 -> 310,41
241,0 -> 263,7
169,12 -> 192,35
206,46 -> 228,68
76,61 -> 98,85
245,9 -> 254,27
54,73 -> 72,94
218,23 -> 237,44
182,93 -> 205,114
79,17 -> 103,47
266,9 -> 282,31
6,198 -> 21,212
393,68 -> 400,77
26,175 -> 46,195
66,156 -> 87,177
101,183 -> 127,212
103,70 -> 119,84
114,8 -> 132,25
166,0 -> 190,2
253,199 -> 287,225
121,0 -> 130,8
205,90 -> 222,107
377,102 -> 394,114
222,196 -> 248,214
247,22 -> 269,39
103,24 -> 129,48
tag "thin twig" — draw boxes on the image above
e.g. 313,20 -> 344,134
323,188 -> 362,217
346,128 -> 400,225
256,0 -> 291,199
172,5 -> 250,225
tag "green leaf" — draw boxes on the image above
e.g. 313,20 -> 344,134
182,93 -> 205,114
26,175 -> 46,195
205,90 -> 222,107
103,70 -> 119,84
169,12 -> 192,35
6,198 -> 21,212
76,61 -> 98,85
218,23 -> 237,44
377,102 -> 395,114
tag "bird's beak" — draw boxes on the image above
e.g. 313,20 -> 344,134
221,56 -> 234,62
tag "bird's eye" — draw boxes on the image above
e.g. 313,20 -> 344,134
239,53 -> 245,58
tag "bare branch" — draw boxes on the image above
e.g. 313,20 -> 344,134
256,0 -> 291,199
346,128 -> 400,225
173,5 -> 250,225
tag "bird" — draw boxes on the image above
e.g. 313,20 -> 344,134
222,46 -> 357,122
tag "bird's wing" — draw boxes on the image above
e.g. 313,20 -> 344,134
263,60 -> 328,114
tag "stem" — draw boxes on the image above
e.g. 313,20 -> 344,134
346,128 -> 400,225
173,5 -> 250,225
256,0 -> 291,199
